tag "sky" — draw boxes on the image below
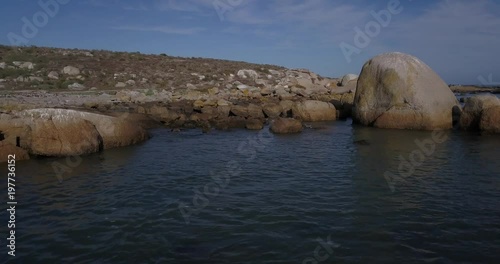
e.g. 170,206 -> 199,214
1,0 -> 500,85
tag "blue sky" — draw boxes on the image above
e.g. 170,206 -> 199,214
1,0 -> 500,85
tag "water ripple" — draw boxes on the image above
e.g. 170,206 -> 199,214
3,123 -> 500,263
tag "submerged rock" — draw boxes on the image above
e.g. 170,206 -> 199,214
245,119 -> 264,130
353,52 -> 459,130
270,118 -> 303,134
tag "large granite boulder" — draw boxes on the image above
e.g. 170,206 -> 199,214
30,117 -> 102,156
0,108 -> 149,157
270,118 -> 303,134
459,94 -> 500,133
353,52 -> 459,130
292,100 -> 336,122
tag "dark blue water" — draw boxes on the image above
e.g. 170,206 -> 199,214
2,120 -> 500,263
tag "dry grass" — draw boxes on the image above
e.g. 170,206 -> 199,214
0,45 -> 285,91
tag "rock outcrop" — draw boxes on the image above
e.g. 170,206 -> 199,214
353,52 -> 459,130
0,109 -> 149,157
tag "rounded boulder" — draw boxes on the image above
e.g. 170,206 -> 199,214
353,52 -> 459,130
292,100 -> 336,122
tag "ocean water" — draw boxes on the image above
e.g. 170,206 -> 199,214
2,120 -> 500,263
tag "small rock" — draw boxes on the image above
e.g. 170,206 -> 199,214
260,87 -> 272,96
0,62 -> 6,69
193,100 -> 205,109
217,99 -> 231,106
278,92 -> 294,101
208,87 -> 219,95
115,82 -> 127,88
237,84 -> 249,91
255,79 -> 267,86
237,69 -> 258,79
63,66 -> 80,75
263,103 -> 283,118
13,61 -> 35,70
47,71 -> 59,80
126,79 -> 136,86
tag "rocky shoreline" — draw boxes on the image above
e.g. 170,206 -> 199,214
1,47 -> 499,162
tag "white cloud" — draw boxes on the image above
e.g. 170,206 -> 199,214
112,25 -> 204,35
